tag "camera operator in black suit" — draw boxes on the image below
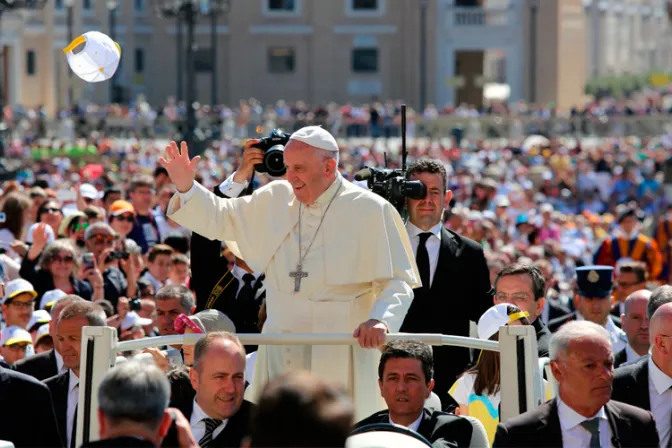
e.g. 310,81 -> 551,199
399,159 -> 493,410
190,140 -> 267,352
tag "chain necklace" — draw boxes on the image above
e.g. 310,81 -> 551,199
289,178 -> 342,293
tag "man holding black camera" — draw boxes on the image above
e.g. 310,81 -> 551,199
160,126 -> 419,420
400,159 -> 493,408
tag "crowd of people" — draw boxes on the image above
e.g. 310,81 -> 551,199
0,107 -> 670,448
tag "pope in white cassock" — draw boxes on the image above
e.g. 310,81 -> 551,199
159,126 -> 420,419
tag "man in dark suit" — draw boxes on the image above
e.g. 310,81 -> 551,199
44,301 -> 107,448
15,294 -> 84,380
548,266 -> 626,353
494,263 -> 552,357
613,289 -> 650,368
355,340 -> 473,448
610,261 -> 647,320
83,361 -> 196,448
493,320 -> 659,448
190,145 -> 266,352
612,303 -> 672,447
164,331 -> 254,448
399,159 -> 493,408
0,366 -> 62,447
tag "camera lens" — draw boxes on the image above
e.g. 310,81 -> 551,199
264,145 -> 287,177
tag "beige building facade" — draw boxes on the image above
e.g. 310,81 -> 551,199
0,0 -> 644,116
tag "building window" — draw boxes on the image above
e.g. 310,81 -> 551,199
352,0 -> 377,10
55,0 -> 63,9
268,0 -> 296,11
352,48 -> 378,73
134,49 -> 144,73
268,47 -> 295,73
26,50 -> 36,76
134,0 -> 145,12
83,0 -> 92,10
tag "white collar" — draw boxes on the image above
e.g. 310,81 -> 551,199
406,221 -> 443,241
557,395 -> 607,431
625,343 -> 644,362
190,398 -> 228,427
648,356 -> 672,395
232,264 -> 260,282
54,350 -> 66,373
389,411 -> 423,432
68,369 -> 79,393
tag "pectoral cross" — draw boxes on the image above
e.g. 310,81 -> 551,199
289,264 -> 308,292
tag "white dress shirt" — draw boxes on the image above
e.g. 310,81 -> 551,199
406,222 -> 442,288
218,173 -> 247,198
55,350 -> 67,374
66,370 -> 79,448
390,412 -> 423,432
648,357 -> 672,448
189,399 -> 228,442
557,396 -> 613,448
624,343 -> 645,364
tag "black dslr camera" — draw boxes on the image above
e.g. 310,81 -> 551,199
252,129 -> 292,177
355,168 -> 426,219
353,105 -> 426,220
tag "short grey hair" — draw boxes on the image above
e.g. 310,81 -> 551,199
155,284 -> 195,314
98,360 -> 170,430
58,301 -> 107,327
315,147 -> 340,168
648,285 -> 672,319
624,289 -> 652,316
85,221 -> 116,241
549,321 -> 611,361
49,294 -> 85,319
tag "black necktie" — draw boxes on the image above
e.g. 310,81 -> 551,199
416,232 -> 432,290
237,274 -> 256,301
199,418 -> 222,447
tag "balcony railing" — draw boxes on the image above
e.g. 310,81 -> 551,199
453,6 -> 513,26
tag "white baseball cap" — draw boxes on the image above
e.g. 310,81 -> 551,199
2,279 -> 37,305
80,183 -> 103,200
1,326 -> 33,346
477,303 -> 529,341
35,324 -> 52,345
40,289 -> 67,310
64,31 -> 121,83
120,311 -> 153,332
288,126 -> 339,152
27,310 -> 51,332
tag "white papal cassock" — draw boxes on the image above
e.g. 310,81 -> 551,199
168,173 -> 420,419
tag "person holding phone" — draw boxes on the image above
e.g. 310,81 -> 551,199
19,223 -> 102,302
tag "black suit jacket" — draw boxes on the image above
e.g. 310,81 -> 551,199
400,227 -> 493,407
533,318 -> 551,358
44,370 -> 72,447
14,348 -> 58,381
546,300 -> 571,323
0,367 -> 62,447
162,399 -> 255,448
614,348 -> 628,369
547,312 -> 621,333
493,398 -> 659,448
611,356 -> 651,411
355,408 -> 473,448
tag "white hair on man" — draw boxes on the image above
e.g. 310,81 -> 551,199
549,320 -> 611,361
314,147 -> 340,167
98,360 -> 170,433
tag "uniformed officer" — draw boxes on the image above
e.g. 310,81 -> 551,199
548,266 -> 626,352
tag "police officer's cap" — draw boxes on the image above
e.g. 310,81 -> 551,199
576,265 -> 613,298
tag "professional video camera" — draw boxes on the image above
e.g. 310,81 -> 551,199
252,128 -> 292,177
353,105 -> 426,219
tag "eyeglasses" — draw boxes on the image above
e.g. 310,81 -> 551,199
174,313 -> 203,334
52,255 -> 75,263
617,281 -> 642,288
115,215 -> 135,223
40,207 -> 61,214
7,300 -> 35,310
495,292 -> 532,304
88,234 -> 115,244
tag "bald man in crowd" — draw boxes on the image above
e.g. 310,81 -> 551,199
615,290 -> 651,368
